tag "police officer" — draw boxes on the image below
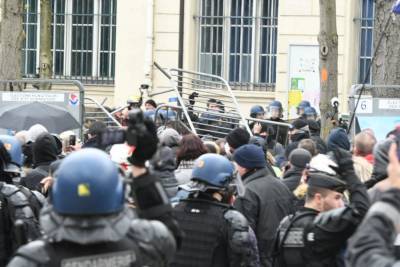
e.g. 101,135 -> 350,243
304,107 -> 318,121
296,100 -> 311,119
0,135 -> 45,265
8,148 -> 177,267
267,101 -> 288,146
274,150 -> 370,267
250,105 -> 266,119
170,153 -> 260,267
268,101 -> 284,123
249,105 -> 266,134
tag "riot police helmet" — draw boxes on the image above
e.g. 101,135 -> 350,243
304,107 -> 318,120
268,100 -> 283,118
250,105 -> 265,119
191,153 -> 234,190
52,148 -> 124,215
297,100 -> 311,115
0,135 -> 23,173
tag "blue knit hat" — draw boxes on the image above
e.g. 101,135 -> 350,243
233,144 -> 266,169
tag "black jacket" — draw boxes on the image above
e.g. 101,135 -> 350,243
282,167 -> 303,192
285,131 -> 310,159
277,169 -> 370,267
310,135 -> 328,154
234,168 -> 295,266
346,188 -> 400,266
21,133 -> 58,191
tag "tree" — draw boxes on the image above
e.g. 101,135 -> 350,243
0,0 -> 24,90
318,0 -> 338,139
372,0 -> 400,85
39,0 -> 52,89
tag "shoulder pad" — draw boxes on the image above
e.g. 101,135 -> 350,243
313,206 -> 348,226
128,219 -> 176,262
31,190 -> 46,206
3,185 -> 30,206
15,240 -> 50,264
1,183 -> 20,197
224,209 -> 249,230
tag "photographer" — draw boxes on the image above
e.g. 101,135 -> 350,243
8,110 -> 181,267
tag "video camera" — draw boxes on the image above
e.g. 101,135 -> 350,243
97,109 -> 148,148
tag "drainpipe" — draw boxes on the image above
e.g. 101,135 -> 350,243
143,0 -> 154,90
177,0 -> 185,95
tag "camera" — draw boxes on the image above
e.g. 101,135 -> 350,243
331,97 -> 339,108
97,109 -> 147,148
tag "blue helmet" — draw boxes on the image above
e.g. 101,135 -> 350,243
304,107 -> 317,116
297,100 -> 311,109
0,135 -> 24,172
269,100 -> 283,110
191,153 -> 234,189
52,148 -> 124,215
250,105 -> 265,118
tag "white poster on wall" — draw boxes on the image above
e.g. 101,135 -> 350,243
288,45 -> 320,119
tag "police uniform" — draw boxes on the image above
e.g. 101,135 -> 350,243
8,148 -> 177,267
0,135 -> 46,265
275,168 -> 369,267
8,206 -> 176,267
170,153 -> 260,267
170,195 -> 259,267
0,182 -> 44,265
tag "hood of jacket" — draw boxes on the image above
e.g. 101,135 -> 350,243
32,133 -> 58,166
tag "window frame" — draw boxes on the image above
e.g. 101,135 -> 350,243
196,0 -> 278,90
358,0 -> 374,84
22,0 -> 116,83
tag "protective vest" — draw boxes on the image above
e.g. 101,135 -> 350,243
16,239 -> 141,267
170,198 -> 230,267
274,210 -> 317,267
0,182 -> 43,265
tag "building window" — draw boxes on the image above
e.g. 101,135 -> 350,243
197,0 -> 278,91
359,0 -> 374,84
22,0 -> 117,84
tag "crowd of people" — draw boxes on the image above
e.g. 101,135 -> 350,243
0,96 -> 399,267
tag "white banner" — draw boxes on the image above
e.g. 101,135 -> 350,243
379,99 -> 400,110
2,92 -> 65,102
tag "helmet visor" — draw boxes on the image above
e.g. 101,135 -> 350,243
269,107 -> 281,118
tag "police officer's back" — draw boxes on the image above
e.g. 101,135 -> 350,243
0,135 -> 44,266
8,148 -> 176,267
170,154 -> 260,267
274,150 -> 370,267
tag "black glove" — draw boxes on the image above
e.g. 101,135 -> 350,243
330,148 -> 355,177
188,92 -> 199,106
128,119 -> 159,167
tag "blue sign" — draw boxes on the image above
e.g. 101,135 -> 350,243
393,0 -> 400,14
358,116 -> 400,141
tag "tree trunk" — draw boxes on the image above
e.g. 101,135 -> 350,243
318,0 -> 338,139
0,0 -> 24,91
39,0 -> 52,89
372,0 -> 400,85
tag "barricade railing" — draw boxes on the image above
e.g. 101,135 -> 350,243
166,68 -> 252,140
246,117 -> 291,146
